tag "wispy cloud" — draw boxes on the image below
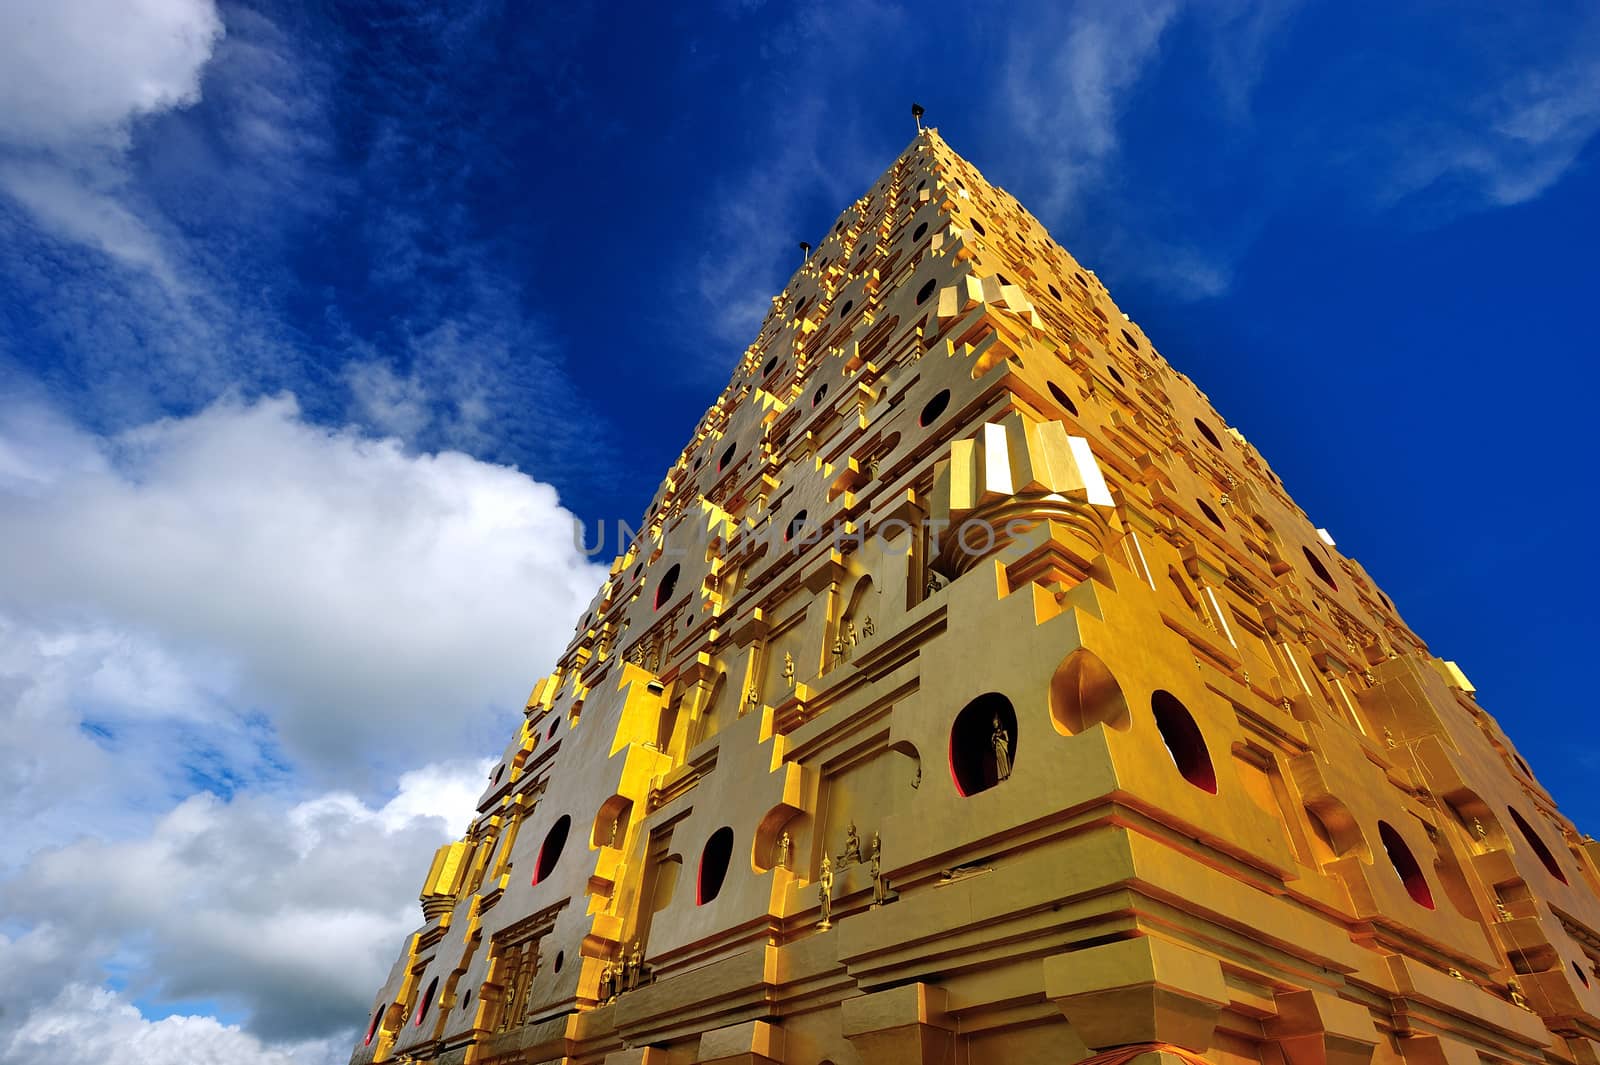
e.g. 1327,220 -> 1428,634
1378,41 -> 1600,210
999,0 -> 1184,221
686,2 -> 906,361
0,0 -> 221,289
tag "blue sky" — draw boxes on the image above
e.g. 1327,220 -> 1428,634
1,2 -> 1598,1063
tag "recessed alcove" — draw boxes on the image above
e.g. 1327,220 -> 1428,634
949,692 -> 1016,797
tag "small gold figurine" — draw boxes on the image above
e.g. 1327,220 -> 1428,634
818,856 -> 835,930
777,830 -> 792,870
870,832 -> 887,907
1473,816 -> 1487,840
862,616 -> 875,639
783,651 -> 794,689
992,716 -> 1012,780
841,822 -> 862,866
1508,979 -> 1529,1009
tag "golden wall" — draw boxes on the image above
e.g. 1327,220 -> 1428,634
350,130 -> 1600,1065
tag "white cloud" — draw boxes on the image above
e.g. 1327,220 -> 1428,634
0,0 -> 221,287
0,0 -> 222,151
0,396 -> 605,787
0,398 -> 592,1053
3,984 -> 345,1065
0,760 -> 489,1049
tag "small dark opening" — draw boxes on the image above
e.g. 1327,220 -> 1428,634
912,221 -> 928,242
1378,820 -> 1435,908
1198,500 -> 1225,529
839,299 -> 853,317
762,355 -> 778,376
920,390 -> 950,427
1048,283 -> 1062,301
948,692 -> 1016,797
1575,962 -> 1590,988
654,564 -> 680,610
1194,418 -> 1222,449
1302,546 -> 1338,590
786,511 -> 810,543
1048,382 -> 1079,416
916,278 -> 937,304
365,1009 -> 382,1046
719,442 -> 737,471
547,718 -> 559,740
1108,365 -> 1124,385
1151,691 -> 1217,793
533,815 -> 572,886
812,383 -> 828,407
972,219 -> 986,236
697,826 -> 735,904
1508,806 -> 1569,884
554,951 -> 565,973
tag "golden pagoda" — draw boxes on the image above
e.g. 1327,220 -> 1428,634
351,128 -> 1600,1065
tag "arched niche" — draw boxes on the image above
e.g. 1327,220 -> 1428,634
591,795 -> 634,850
889,739 -> 922,791
949,692 -> 1017,797
1304,796 -> 1368,865
1442,789 -> 1503,845
751,803 -> 807,874
1049,648 -> 1131,736
842,574 -> 877,630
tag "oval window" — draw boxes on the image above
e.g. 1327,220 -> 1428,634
1378,820 -> 1435,908
1151,691 -> 1216,793
949,692 -> 1017,797
1048,381 -> 1078,416
532,815 -> 572,886
414,977 -> 438,1026
655,564 -> 680,610
697,826 -> 734,904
